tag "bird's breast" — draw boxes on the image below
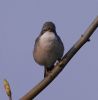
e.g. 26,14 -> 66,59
39,32 -> 57,48
33,31 -> 64,67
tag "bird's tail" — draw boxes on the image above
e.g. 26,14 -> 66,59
44,65 -> 54,77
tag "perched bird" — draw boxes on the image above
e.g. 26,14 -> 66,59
33,22 -> 64,77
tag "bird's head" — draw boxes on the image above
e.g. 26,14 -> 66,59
40,21 -> 56,35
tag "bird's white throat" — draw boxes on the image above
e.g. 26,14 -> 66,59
40,31 -> 56,42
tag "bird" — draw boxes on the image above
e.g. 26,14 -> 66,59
33,21 -> 64,77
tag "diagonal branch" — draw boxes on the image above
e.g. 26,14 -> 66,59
20,16 -> 98,100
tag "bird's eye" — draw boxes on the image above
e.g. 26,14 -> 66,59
42,28 -> 48,32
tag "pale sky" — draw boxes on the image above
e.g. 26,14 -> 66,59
0,0 -> 98,100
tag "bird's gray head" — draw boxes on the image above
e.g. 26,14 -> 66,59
40,21 -> 56,35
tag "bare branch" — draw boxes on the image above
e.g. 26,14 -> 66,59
20,16 -> 98,100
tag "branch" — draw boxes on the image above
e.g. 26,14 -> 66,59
20,16 -> 98,100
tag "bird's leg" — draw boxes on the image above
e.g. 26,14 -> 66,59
44,58 -> 61,77
55,58 -> 62,66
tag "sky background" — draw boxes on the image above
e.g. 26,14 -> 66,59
0,0 -> 98,100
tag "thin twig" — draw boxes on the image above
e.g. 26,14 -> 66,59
9,96 -> 12,100
20,16 -> 98,100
